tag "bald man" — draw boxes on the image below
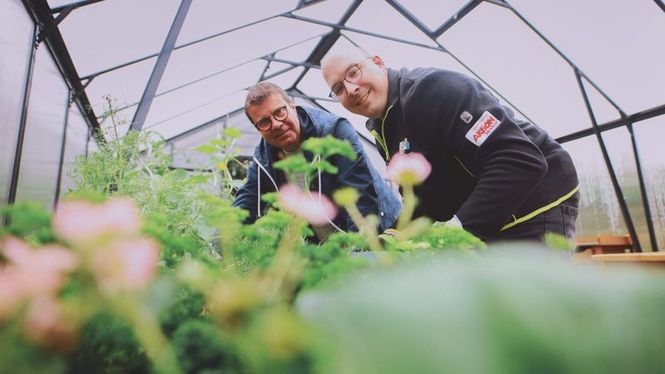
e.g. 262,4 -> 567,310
321,48 -> 579,242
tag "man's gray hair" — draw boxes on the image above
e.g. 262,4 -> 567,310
244,82 -> 291,122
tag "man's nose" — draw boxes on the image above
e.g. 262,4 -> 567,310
343,80 -> 360,95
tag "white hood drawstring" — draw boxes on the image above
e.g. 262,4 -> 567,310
253,154 -> 345,234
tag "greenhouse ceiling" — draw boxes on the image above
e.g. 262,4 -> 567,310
2,0 -> 665,250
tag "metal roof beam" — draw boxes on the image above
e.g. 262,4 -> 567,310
130,0 -> 192,132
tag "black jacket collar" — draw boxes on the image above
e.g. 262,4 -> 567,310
366,68 -> 402,133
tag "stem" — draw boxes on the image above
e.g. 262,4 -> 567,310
264,218 -> 305,301
344,203 -> 383,252
111,295 -> 181,374
397,184 -> 417,231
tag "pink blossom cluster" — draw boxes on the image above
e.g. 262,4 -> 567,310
386,152 -> 432,186
0,197 -> 160,350
52,197 -> 160,293
278,184 -> 338,225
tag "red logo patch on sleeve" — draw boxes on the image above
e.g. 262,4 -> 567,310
465,111 -> 501,146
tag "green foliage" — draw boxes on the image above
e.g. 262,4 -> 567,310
171,320 -> 242,374
301,135 -> 356,161
69,313 -> 150,374
544,232 -> 574,251
274,136 -> 357,188
159,286 -> 208,338
300,248 -> 665,374
0,202 -> 55,245
298,232 -> 372,290
0,324 -> 67,374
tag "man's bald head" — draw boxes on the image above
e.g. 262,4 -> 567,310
320,47 -> 389,119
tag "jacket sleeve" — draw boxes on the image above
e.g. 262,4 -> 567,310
231,151 -> 261,224
331,119 -> 383,232
405,72 -> 547,238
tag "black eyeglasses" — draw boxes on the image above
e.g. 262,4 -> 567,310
254,105 -> 288,131
329,63 -> 363,101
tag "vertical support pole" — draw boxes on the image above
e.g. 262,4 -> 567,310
575,70 -> 641,251
130,0 -> 192,132
8,24 -> 39,206
54,91 -> 72,206
626,123 -> 659,250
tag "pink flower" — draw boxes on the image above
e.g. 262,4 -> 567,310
278,184 -> 338,225
91,238 -> 160,293
22,295 -> 80,353
0,271 -> 23,321
53,198 -> 142,246
1,237 -> 78,297
386,152 -> 431,186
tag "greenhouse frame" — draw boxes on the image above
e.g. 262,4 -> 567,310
4,0 -> 665,251
3,1 -> 665,373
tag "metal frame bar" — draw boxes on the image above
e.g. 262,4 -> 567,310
107,33 -> 326,116
285,12 -> 537,126
50,0 -> 104,14
556,104 -> 665,143
291,0 -> 364,89
79,0 -> 327,81
432,0 -> 484,38
22,0 -> 103,143
575,71 -> 641,251
627,121 -> 658,250
7,23 -> 38,206
491,0 -> 659,249
54,92 -> 72,205
130,0 -> 192,132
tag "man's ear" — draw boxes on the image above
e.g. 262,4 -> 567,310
371,55 -> 386,69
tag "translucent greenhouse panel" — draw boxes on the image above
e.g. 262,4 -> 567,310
150,91 -> 248,141
634,117 -> 665,251
597,126 -> 658,251
345,0 -> 437,47
84,56 -> 157,128
273,36 -> 322,64
262,61 -> 293,80
579,78 -> 623,127
562,137 -> 627,241
296,67 -> 334,101
169,110 -> 260,169
56,0 -> 181,77
395,0 -> 470,31
15,48 -> 69,208
158,17 -> 328,95
98,104 -> 136,140
326,33 -> 541,127
264,67 -> 304,92
174,0 -> 294,47
142,61 -> 264,138
293,0 -> 355,24
59,107 -> 89,196
437,2 -> 590,138
0,0 -> 33,205
563,125 -> 661,250
509,0 -> 665,114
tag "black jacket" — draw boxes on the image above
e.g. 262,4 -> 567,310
367,68 -> 578,240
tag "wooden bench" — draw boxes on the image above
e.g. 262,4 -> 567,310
590,252 -> 665,271
575,234 -> 633,255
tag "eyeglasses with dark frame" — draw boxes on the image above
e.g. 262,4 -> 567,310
254,105 -> 289,131
329,63 -> 363,101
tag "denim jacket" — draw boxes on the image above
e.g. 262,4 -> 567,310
233,106 -> 401,233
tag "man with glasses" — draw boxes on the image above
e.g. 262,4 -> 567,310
232,82 -> 401,242
321,48 -> 579,242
